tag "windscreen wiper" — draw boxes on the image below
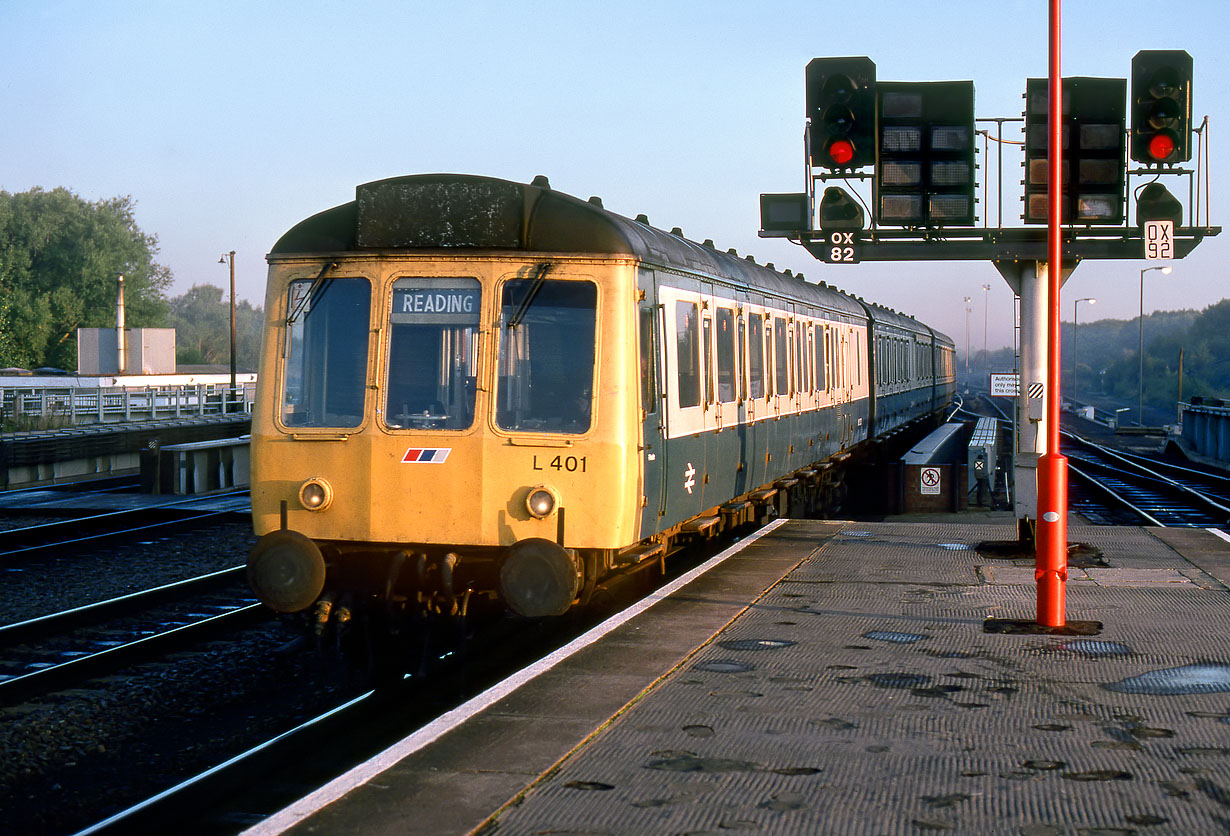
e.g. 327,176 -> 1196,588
505,262 -> 552,330
287,261 -> 338,324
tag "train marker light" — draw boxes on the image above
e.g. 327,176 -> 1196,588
806,57 -> 876,170
298,477 -> 334,511
874,80 -> 977,227
1023,77 -> 1126,225
526,485 -> 558,519
1131,50 -> 1193,165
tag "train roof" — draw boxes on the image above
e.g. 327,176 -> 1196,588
271,173 -> 949,336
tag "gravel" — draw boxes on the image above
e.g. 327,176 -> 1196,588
0,518 -> 255,626
0,516 -> 358,835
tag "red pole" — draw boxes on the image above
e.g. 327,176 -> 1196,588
1036,0 -> 1068,626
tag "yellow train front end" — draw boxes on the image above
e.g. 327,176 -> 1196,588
248,251 -> 641,623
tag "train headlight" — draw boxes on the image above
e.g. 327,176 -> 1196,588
525,485 -> 558,519
298,477 -> 333,511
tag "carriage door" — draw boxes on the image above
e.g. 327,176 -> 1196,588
638,271 -> 667,533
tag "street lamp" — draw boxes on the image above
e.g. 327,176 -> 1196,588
1072,297 -> 1095,407
1138,265 -> 1172,425
218,251 -> 236,410
981,283 -> 991,379
963,296 -> 972,382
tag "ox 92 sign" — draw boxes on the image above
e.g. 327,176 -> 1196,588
821,231 -> 861,263
1144,220 -> 1174,260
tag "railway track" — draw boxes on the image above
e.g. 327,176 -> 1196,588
0,567 -> 266,703
0,491 -> 248,559
1062,431 -> 1230,529
956,394 -> 1230,529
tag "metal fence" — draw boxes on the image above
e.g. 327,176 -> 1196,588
1,383 -> 256,426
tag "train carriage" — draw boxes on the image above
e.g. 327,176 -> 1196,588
247,173 -> 954,646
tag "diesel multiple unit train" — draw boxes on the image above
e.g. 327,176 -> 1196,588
246,174 -> 955,649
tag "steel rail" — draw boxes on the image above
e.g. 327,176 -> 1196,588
1067,462 -> 1166,526
1062,431 -> 1230,521
0,506 -> 245,560
74,687 -> 381,836
0,603 -> 266,704
0,566 -> 245,644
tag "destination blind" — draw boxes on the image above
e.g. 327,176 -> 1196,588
391,281 -> 481,325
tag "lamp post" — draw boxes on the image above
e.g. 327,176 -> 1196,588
963,296 -> 972,383
981,283 -> 991,378
218,251 -> 236,410
1072,297 -> 1095,407
1138,265 -> 1172,425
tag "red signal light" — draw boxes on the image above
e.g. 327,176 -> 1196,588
1148,133 -> 1175,162
827,139 -> 855,166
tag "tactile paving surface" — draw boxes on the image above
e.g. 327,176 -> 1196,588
490,521 -> 1230,835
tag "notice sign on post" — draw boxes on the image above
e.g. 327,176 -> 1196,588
920,466 -> 942,495
990,373 -> 1020,397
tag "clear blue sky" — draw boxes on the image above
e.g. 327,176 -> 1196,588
3,0 -> 1226,352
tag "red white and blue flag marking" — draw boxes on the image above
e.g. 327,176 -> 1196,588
401,448 -> 451,464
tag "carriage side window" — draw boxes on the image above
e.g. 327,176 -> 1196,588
703,317 -> 714,405
774,316 -> 789,396
281,277 -> 371,429
639,305 -> 657,416
800,322 -> 811,393
737,314 -> 747,401
747,313 -> 764,399
816,324 -> 826,391
789,322 -> 799,395
385,277 -> 481,431
675,300 -> 701,409
715,307 -> 736,403
496,278 -> 597,433
839,330 -> 846,388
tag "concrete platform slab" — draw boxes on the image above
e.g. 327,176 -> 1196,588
254,520 -> 1230,836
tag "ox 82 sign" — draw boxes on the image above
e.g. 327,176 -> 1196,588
821,230 -> 862,264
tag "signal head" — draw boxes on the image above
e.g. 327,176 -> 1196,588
805,57 -> 876,170
1130,50 -> 1193,165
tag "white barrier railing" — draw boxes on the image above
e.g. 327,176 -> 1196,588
1,383 -> 256,425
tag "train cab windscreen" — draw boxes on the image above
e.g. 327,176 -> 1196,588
281,277 -> 371,428
496,278 -> 597,434
384,277 -> 481,430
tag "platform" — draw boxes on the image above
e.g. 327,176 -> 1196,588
253,518 -> 1230,836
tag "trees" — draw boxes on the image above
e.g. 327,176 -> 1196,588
0,187 -> 171,370
168,284 -> 263,371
